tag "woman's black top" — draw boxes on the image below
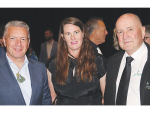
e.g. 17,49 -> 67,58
48,54 -> 106,105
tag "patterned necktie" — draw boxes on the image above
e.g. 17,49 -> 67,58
116,56 -> 134,105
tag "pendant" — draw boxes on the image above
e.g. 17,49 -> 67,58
16,73 -> 26,83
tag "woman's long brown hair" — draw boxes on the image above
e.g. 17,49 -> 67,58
56,17 -> 97,85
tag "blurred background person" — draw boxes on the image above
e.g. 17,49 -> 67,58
47,17 -> 106,105
144,25 -> 150,45
0,24 -> 5,47
26,42 -> 38,61
39,28 -> 58,66
85,17 -> 108,56
0,24 -> 6,58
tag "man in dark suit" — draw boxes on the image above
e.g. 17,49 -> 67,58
85,17 -> 108,55
104,13 -> 150,105
0,20 -> 51,105
85,17 -> 108,104
39,28 -> 58,66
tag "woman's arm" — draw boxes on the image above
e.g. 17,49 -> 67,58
99,74 -> 106,104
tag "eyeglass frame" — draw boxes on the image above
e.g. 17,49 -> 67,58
144,37 -> 150,40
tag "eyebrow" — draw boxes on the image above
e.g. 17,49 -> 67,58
116,26 -> 132,31
126,26 -> 132,29
74,30 -> 80,32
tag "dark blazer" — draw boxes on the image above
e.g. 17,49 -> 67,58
90,41 -> 107,67
0,56 -> 51,105
0,47 -> 6,58
104,43 -> 150,105
39,40 -> 58,65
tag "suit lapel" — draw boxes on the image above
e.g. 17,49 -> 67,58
0,57 -> 25,104
140,43 -> 150,104
113,55 -> 124,81
28,59 -> 37,105
112,51 -> 125,82
111,51 -> 124,103
44,42 -> 48,58
50,41 -> 55,57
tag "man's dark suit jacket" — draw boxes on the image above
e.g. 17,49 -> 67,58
39,40 -> 58,65
0,56 -> 51,105
104,43 -> 150,105
0,47 -> 6,58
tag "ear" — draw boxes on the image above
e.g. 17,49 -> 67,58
89,29 -> 97,39
3,36 -> 6,47
92,29 -> 97,36
141,26 -> 145,40
51,33 -> 53,37
28,39 -> 30,48
61,33 -> 65,40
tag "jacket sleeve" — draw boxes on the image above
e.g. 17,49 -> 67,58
42,65 -> 52,105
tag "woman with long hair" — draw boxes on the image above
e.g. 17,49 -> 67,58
47,17 -> 106,105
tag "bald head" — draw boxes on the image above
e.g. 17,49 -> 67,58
116,13 -> 142,29
115,13 -> 145,55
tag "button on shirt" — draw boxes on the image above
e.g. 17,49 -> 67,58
116,42 -> 148,105
6,54 -> 32,105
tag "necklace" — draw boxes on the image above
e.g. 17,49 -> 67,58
10,62 -> 26,83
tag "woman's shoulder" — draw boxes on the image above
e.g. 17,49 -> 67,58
95,54 -> 107,78
95,54 -> 107,64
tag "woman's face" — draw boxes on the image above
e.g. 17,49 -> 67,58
62,24 -> 84,55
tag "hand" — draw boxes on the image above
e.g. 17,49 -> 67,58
102,97 -> 104,105
47,57 -> 51,60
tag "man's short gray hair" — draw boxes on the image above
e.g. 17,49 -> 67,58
3,20 -> 30,39
85,17 -> 103,38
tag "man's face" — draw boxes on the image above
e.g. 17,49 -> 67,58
3,26 -> 30,61
144,34 -> 150,45
95,20 -> 108,45
45,31 -> 53,41
116,14 -> 145,55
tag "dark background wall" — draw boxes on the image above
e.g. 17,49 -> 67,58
0,8 -> 150,58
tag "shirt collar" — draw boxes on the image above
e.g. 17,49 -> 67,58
90,40 -> 97,49
124,42 -> 147,61
47,39 -> 54,44
6,53 -> 29,64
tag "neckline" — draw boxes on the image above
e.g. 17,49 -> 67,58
68,53 -> 76,59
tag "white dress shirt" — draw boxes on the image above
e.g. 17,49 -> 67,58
116,42 -> 148,105
97,47 -> 103,54
6,54 -> 32,105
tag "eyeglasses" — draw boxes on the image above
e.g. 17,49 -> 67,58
144,37 -> 150,40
